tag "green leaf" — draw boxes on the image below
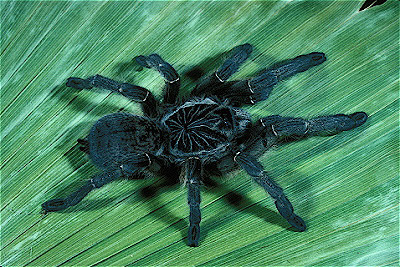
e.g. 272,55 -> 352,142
1,1 -> 398,266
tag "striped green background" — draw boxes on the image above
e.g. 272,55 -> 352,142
1,1 -> 398,265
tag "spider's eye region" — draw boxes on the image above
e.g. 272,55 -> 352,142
163,99 -> 235,154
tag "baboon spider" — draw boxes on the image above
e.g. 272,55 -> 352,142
42,44 -> 368,247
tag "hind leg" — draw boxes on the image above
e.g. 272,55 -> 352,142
42,169 -> 122,213
77,138 -> 89,154
256,112 -> 368,142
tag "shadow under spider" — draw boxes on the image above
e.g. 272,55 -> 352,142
50,136 -> 305,248
204,177 -> 299,234
53,138 -> 299,243
46,47 -> 312,245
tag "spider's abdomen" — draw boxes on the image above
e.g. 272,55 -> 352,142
162,98 -> 251,161
88,113 -> 162,170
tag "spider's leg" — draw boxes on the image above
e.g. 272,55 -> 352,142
185,157 -> 202,247
257,112 -> 368,143
135,54 -> 180,104
41,169 -> 122,213
77,138 -> 89,154
249,52 -> 326,103
190,43 -> 253,97
209,52 -> 326,106
234,152 -> 306,231
66,75 -> 159,117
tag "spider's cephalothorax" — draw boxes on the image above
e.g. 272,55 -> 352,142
42,44 -> 368,247
162,97 -> 251,162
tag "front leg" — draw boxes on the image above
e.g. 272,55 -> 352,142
135,54 -> 180,104
257,112 -> 368,142
196,51 -> 326,106
185,157 -> 202,247
191,43 -> 253,97
66,75 -> 159,117
234,152 -> 306,231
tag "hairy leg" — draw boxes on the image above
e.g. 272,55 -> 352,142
66,75 -> 159,117
208,52 -> 326,106
190,43 -> 253,97
249,52 -> 326,102
135,54 -> 180,104
185,157 -> 202,247
234,152 -> 306,231
42,169 -> 122,213
257,112 -> 368,142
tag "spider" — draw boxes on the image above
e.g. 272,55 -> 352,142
42,44 -> 368,247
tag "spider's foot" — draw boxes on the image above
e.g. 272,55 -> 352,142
332,111 -> 368,132
66,77 -> 92,90
274,197 -> 307,232
77,138 -> 90,154
188,225 -> 200,247
77,138 -> 88,145
308,52 -> 326,66
288,214 -> 307,232
42,198 -> 69,212
349,112 -> 368,127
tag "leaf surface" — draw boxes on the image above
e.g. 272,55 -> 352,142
1,1 -> 398,266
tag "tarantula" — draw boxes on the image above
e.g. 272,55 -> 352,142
42,44 -> 368,247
